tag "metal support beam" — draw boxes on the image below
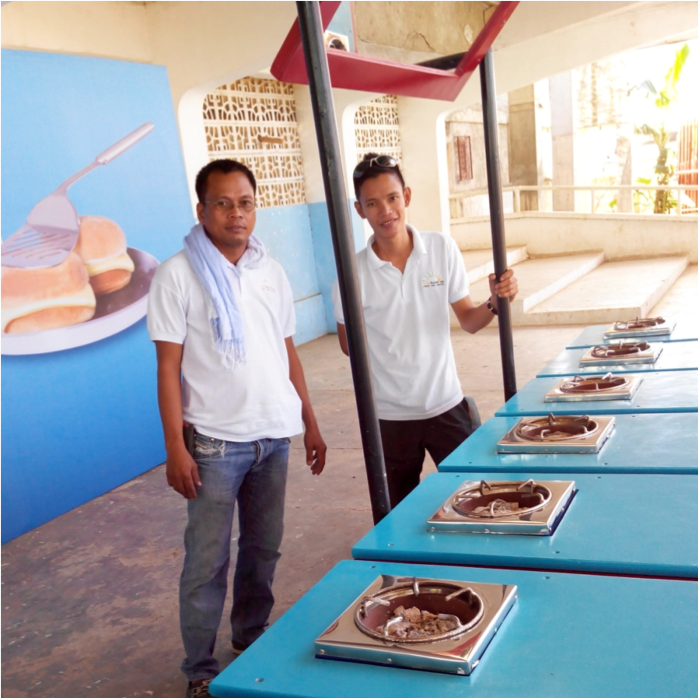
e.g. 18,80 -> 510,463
296,1 -> 391,523
479,49 -> 517,401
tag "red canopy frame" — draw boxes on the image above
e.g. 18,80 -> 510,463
271,1 -> 518,101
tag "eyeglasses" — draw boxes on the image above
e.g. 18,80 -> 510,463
352,155 -> 398,179
204,199 -> 256,213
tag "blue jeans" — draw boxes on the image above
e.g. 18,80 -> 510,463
179,434 -> 290,681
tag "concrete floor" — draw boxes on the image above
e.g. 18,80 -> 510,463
1,324 -> 589,697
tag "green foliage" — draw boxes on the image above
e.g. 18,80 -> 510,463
629,44 -> 690,213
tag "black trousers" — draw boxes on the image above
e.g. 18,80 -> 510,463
379,398 -> 479,508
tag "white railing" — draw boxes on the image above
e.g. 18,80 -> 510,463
450,184 -> 698,222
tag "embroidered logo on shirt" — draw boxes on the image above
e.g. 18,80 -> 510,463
422,272 -> 444,288
260,279 -> 277,293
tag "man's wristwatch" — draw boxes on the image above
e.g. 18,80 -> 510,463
486,298 -> 498,316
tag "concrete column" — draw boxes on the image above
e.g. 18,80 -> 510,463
536,80 -> 553,213
508,83 -> 552,212
508,85 -> 538,211
549,72 -> 576,211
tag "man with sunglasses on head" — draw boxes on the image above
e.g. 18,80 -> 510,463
147,159 -> 326,698
332,152 -> 517,508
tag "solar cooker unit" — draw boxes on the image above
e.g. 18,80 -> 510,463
602,316 -> 675,340
315,573 -> 517,675
495,370 -> 698,417
537,340 -> 698,377
578,340 -> 662,367
426,478 -> 575,535
496,414 -> 615,454
352,471 -> 698,579
568,320 -> 698,349
544,372 -> 642,402
209,560 -> 698,698
438,413 -> 698,475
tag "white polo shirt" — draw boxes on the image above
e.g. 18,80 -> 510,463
332,226 -> 469,421
147,249 -> 303,442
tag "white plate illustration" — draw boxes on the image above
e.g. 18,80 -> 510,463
2,248 -> 159,355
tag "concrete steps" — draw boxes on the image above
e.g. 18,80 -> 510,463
453,251 -> 605,327
452,241 -> 689,327
523,255 -> 688,325
461,246 -> 528,283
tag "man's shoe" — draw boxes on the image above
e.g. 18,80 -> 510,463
186,678 -> 212,698
231,641 -> 247,656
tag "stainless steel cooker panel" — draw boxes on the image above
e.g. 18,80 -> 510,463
427,479 -> 576,535
315,575 -> 517,675
579,342 -> 662,366
496,414 -> 616,454
603,317 -> 675,340
544,373 -> 643,402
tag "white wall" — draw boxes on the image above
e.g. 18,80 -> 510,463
144,3 -> 297,107
452,213 -> 698,262
1,1 -> 151,61
295,85 -> 375,206
397,98 -> 453,235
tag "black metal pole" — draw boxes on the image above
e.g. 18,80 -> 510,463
296,1 -> 391,523
479,49 -> 517,401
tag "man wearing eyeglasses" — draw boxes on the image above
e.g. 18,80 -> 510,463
333,152 -> 517,508
147,159 -> 326,697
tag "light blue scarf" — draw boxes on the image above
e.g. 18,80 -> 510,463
183,223 -> 266,369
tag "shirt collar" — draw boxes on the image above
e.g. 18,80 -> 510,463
366,224 -> 425,270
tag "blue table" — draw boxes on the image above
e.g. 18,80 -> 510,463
568,322 -> 698,348
438,414 -> 698,475
352,472 -> 698,578
537,342 -> 698,377
495,371 -> 698,416
210,560 -> 698,698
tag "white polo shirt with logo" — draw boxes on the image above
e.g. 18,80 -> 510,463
332,225 -> 469,421
147,248 -> 303,442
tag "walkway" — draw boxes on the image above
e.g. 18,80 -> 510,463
1,324 -> 595,697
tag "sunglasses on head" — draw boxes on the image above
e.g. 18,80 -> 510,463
353,155 -> 398,179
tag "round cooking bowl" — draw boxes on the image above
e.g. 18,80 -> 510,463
591,341 -> 650,357
355,581 -> 484,644
613,317 -> 664,331
452,481 -> 551,519
560,375 -> 629,393
516,415 -> 599,441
